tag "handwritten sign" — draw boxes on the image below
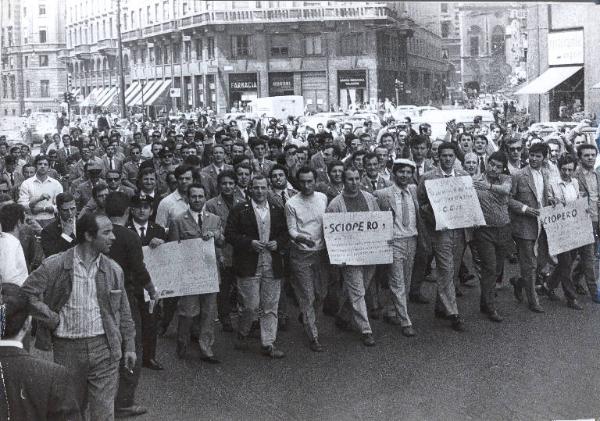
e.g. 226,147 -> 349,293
425,176 -> 486,230
323,211 -> 393,265
143,238 -> 219,301
540,198 -> 594,255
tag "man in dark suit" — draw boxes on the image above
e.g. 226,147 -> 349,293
225,175 -> 289,359
0,283 -> 81,421
40,192 -> 78,257
168,183 -> 224,363
101,144 -> 124,176
127,194 -> 167,370
104,192 -> 156,418
508,142 -> 553,313
360,152 -> 392,193
57,134 -> 80,165
250,137 -> 276,178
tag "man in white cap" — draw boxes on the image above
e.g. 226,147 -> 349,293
374,159 -> 425,337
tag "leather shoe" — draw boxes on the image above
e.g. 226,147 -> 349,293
487,311 -> 503,323
362,333 -> 376,346
142,359 -> 163,370
509,277 -> 523,302
310,339 -> 324,352
409,293 -> 430,304
434,309 -> 451,320
200,355 -> 221,364
401,326 -> 416,337
176,342 -> 187,359
115,404 -> 147,418
528,303 -> 545,313
567,300 -> 583,310
261,345 -> 285,359
383,314 -> 402,325
450,315 -> 465,332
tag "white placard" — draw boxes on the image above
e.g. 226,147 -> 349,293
540,198 -> 594,255
425,176 -> 486,230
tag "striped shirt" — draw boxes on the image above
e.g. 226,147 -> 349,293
55,249 -> 105,338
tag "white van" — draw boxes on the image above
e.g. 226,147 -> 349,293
414,109 -> 496,140
248,95 -> 305,120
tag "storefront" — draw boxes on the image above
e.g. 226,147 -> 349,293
338,70 -> 367,110
301,71 -> 327,113
229,73 -> 258,111
268,73 -> 295,96
517,29 -> 584,121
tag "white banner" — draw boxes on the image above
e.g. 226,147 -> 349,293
143,238 -> 219,301
425,176 -> 486,230
323,211 -> 393,266
540,198 -> 594,255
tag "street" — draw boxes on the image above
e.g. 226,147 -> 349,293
131,265 -> 600,421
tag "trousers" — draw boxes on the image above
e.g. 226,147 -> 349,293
473,225 -> 511,312
547,250 -> 577,301
514,231 -> 549,307
387,237 -> 417,327
338,266 -> 376,334
289,248 -> 329,341
431,229 -> 465,316
115,292 -> 142,409
177,293 -> 217,357
53,335 -> 119,421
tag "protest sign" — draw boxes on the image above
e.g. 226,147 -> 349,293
425,176 -> 486,230
323,211 -> 393,265
540,198 -> 594,255
143,237 -> 219,301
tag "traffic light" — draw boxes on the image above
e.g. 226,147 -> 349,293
67,73 -> 72,89
63,92 -> 69,102
68,92 -> 75,102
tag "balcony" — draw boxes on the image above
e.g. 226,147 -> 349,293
73,43 -> 92,60
96,39 -> 118,56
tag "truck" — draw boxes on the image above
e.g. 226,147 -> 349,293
247,95 -> 305,120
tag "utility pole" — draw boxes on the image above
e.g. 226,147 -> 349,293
116,0 -> 127,118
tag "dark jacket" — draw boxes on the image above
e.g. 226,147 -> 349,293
0,346 -> 81,421
225,200 -> 289,278
127,220 -> 167,247
21,248 -> 136,360
108,224 -> 152,297
41,219 -> 77,257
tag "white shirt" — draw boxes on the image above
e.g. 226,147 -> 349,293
18,175 -> 63,220
392,185 -> 418,238
155,190 -> 188,229
0,340 -> 23,348
251,199 -> 269,222
132,220 -> 149,237
285,192 -> 328,251
0,232 -> 28,286
531,168 -> 544,205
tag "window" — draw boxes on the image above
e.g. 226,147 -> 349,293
131,48 -> 137,64
195,38 -> 203,60
182,2 -> 188,14
39,4 -> 46,15
469,36 -> 479,57
173,42 -> 181,63
270,35 -> 289,57
123,13 -> 127,30
39,30 -> 47,43
163,1 -> 169,20
147,6 -> 152,24
441,3 -> 448,13
1,76 -> 6,98
207,37 -> 214,59
25,80 -> 30,97
231,35 -> 250,57
155,45 -> 162,64
340,33 -> 365,56
441,22 -> 450,38
184,41 -> 191,61
39,55 -> 48,66
442,48 -> 449,59
40,80 -> 50,97
131,11 -> 136,28
163,44 -> 170,64
24,56 -> 28,67
304,35 -> 322,55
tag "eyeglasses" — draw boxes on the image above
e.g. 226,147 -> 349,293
508,147 -> 522,152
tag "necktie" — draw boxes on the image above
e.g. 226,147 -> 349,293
9,172 -> 14,184
66,147 -> 70,157
281,190 -> 286,204
401,190 -> 410,227
416,166 -> 421,179
371,179 -> 377,191
197,213 -> 203,231
139,226 -> 146,242
110,158 -> 115,170
479,156 -> 485,174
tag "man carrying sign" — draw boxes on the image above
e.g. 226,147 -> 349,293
417,142 -> 468,332
374,159 -> 426,337
168,183 -> 224,364
326,167 -> 380,346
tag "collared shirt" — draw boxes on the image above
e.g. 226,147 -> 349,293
507,160 -> 521,175
132,220 -> 149,238
582,168 -> 599,221
556,179 -> 578,203
189,209 -> 200,226
18,175 -> 63,220
251,200 -> 272,273
285,192 -> 328,251
0,232 -> 28,286
55,249 -> 105,338
139,189 -> 155,200
379,167 -> 391,181
0,340 -> 23,349
392,185 -> 417,238
155,190 -> 188,229
441,168 -> 455,178
531,168 -> 544,205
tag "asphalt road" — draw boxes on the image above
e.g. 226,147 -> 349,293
129,261 -> 600,421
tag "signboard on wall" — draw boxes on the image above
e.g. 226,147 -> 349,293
338,70 -> 367,89
548,30 -> 584,66
229,73 -> 258,91
268,73 -> 294,96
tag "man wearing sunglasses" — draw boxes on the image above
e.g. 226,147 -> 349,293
505,138 -> 526,175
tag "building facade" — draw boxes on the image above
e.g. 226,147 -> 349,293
0,0 -> 67,116
458,2 -> 527,97
63,1 -> 448,115
521,3 -> 600,123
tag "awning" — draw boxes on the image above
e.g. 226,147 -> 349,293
96,87 -> 118,108
70,88 -> 81,97
146,80 -> 172,106
80,88 -> 102,107
516,66 -> 582,95
124,82 -> 141,105
129,80 -> 160,106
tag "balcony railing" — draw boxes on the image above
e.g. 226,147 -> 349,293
123,3 -> 396,42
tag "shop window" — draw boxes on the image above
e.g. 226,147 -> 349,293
270,35 -> 289,57
231,35 -> 251,58
340,32 -> 365,56
304,35 -> 322,56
